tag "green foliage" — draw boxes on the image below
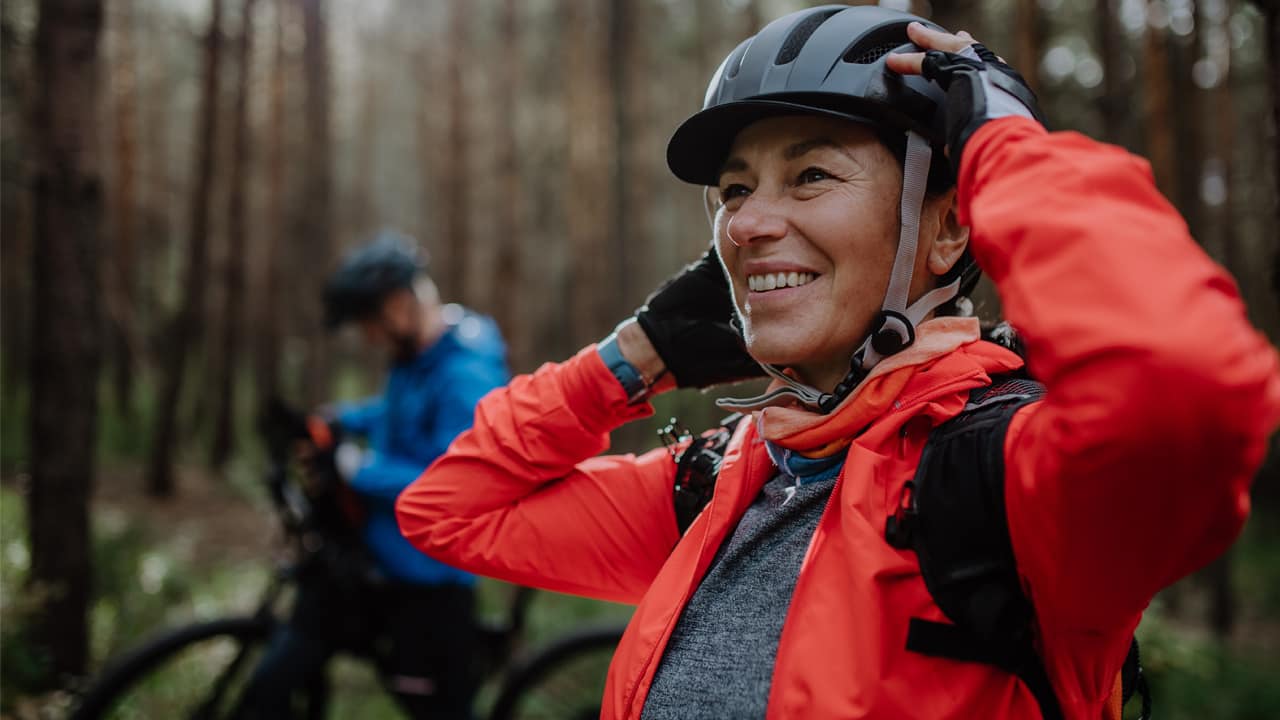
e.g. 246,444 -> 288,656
95,372 -> 159,462
1233,518 -> 1280,616
0,484 -> 52,707
1135,610 -> 1280,720
1,381 -> 28,470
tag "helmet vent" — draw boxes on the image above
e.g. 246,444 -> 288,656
774,8 -> 841,65
843,41 -> 901,65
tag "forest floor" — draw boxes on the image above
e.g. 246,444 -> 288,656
92,463 -> 277,570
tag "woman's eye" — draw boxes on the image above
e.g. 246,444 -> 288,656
798,167 -> 831,184
719,183 -> 750,204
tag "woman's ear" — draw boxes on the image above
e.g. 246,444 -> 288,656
926,189 -> 970,277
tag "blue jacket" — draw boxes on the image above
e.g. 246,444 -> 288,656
337,305 -> 509,585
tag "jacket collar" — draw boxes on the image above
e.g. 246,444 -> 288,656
758,318 -> 1022,453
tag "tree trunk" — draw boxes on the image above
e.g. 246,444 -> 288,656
930,0 -> 983,38
211,0 -> 257,468
1211,0 -> 1238,273
1015,0 -> 1045,96
298,0 -> 332,407
1095,0 -> 1124,144
1261,0 -> 1280,301
1142,3 -> 1176,198
563,0 -> 617,343
610,0 -> 634,322
493,0 -> 523,365
138,9 -> 172,360
1207,551 -> 1236,637
146,0 -> 223,497
1,6 -> 33,401
28,0 -> 104,680
255,0 -> 286,407
442,0 -> 470,305
1171,1 -> 1204,242
106,0 -> 140,419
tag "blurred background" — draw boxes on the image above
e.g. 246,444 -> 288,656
1,0 -> 1278,717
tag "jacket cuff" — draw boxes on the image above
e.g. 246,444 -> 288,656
956,116 -> 1049,226
559,344 -> 655,435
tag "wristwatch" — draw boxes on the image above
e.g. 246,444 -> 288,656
597,333 -> 650,404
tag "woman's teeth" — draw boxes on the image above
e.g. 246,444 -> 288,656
748,271 -> 815,293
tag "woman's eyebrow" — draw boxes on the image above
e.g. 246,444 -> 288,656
784,137 -> 863,165
719,136 -> 856,179
720,156 -> 749,175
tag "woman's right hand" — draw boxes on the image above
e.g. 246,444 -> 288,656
633,248 -> 765,389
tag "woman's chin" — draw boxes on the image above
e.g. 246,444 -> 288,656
743,338 -> 813,371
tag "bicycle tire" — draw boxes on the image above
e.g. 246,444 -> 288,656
487,625 -> 624,720
70,616 -> 277,720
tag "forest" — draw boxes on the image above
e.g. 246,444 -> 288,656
1,0 -> 1278,717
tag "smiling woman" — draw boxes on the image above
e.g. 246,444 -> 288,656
712,116 -> 968,391
396,5 -> 1280,720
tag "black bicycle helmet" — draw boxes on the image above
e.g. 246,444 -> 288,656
667,4 -> 950,188
669,6 -> 980,414
322,230 -> 427,329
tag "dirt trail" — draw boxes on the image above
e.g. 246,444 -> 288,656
92,463 -> 278,569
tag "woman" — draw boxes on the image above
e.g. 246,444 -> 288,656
397,6 -> 1280,719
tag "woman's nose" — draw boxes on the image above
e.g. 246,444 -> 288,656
725,195 -> 787,247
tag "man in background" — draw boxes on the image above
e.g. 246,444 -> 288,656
242,230 -> 509,719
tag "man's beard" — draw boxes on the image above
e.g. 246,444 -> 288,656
391,333 -> 419,363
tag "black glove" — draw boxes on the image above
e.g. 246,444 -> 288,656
634,248 -> 765,389
920,43 -> 1045,176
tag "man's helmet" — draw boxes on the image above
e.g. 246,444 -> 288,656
322,230 -> 427,329
667,5 -> 979,413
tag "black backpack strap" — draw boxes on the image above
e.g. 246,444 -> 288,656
886,375 -> 1067,719
662,413 -> 745,535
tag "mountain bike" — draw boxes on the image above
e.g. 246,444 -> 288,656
70,400 -> 624,720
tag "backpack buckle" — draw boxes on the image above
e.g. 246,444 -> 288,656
658,418 -> 692,460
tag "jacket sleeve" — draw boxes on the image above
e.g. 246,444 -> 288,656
348,451 -> 435,506
336,398 -> 385,438
957,118 -> 1280,632
395,346 -> 683,605
348,358 -> 507,505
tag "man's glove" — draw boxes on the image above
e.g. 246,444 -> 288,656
634,248 -> 765,389
920,43 -> 1046,176
333,442 -> 366,483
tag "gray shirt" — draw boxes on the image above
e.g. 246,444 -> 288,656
640,449 -> 840,720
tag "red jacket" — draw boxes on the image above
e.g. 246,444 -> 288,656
397,118 -> 1280,719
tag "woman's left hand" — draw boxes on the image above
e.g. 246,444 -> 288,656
887,22 -> 1044,173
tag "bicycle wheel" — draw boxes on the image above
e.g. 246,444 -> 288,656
487,625 -> 624,720
71,616 -> 283,720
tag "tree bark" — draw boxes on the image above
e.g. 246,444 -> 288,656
1211,0 -> 1238,273
106,0 -> 140,419
211,0 -> 257,468
255,0 -> 286,407
1142,3 -> 1176,198
493,0 -> 524,365
563,0 -> 617,343
1015,0 -> 1045,96
1171,1 -> 1204,242
442,0 -> 470,305
1260,0 -> 1280,301
298,0 -> 332,406
1095,0 -> 1124,144
28,0 -> 104,679
610,0 -> 634,322
930,0 -> 983,38
1,6 -> 33,400
146,0 -> 223,497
